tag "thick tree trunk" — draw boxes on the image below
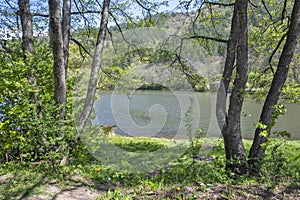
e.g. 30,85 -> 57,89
48,0 -> 66,119
62,0 -> 71,76
18,0 -> 42,117
78,0 -> 111,132
224,0 -> 248,174
248,0 -> 300,167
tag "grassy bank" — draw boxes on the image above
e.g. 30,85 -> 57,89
0,136 -> 299,199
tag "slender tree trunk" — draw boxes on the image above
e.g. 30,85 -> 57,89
248,0 -> 300,167
216,2 -> 238,129
18,0 -> 41,116
78,0 -> 111,132
62,0 -> 71,76
48,0 -> 66,119
18,0 -> 34,53
292,62 -> 300,84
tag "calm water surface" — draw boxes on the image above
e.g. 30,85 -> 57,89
93,90 -> 300,139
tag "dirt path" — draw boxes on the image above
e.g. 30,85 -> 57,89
1,174 -> 299,199
22,184 -> 100,200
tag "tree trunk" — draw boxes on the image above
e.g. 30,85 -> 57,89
18,0 -> 42,118
18,0 -> 34,54
216,0 -> 248,174
216,1 -> 238,130
62,0 -> 71,76
292,59 -> 300,84
48,0 -> 66,119
248,0 -> 300,167
78,0 -> 111,132
224,0 -> 248,174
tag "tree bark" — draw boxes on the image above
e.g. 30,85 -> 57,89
18,0 -> 41,117
62,0 -> 71,76
216,1 -> 238,130
18,0 -> 34,54
216,0 -> 248,174
78,0 -> 111,132
224,0 -> 248,174
248,0 -> 300,166
48,0 -> 66,119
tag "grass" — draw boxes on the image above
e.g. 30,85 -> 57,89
111,136 -> 167,152
0,136 -> 299,199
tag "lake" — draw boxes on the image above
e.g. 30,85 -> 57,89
93,90 -> 300,140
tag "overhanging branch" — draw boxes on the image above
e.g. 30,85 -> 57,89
204,1 -> 235,7
186,35 -> 228,43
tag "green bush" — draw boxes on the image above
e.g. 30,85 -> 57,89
0,41 -> 76,164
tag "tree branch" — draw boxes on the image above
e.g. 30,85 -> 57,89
186,35 -> 228,43
106,27 -> 117,52
262,0 -> 272,21
109,11 -> 132,46
70,37 -> 92,58
31,12 -> 49,17
4,0 -> 17,10
204,1 -> 235,7
248,0 -> 258,8
268,32 -> 288,73
281,0 -> 288,21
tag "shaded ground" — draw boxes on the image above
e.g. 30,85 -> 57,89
1,174 -> 299,199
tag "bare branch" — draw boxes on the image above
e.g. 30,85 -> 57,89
281,0 -> 288,21
109,11 -> 132,46
106,26 -> 117,52
268,32 -> 288,73
186,35 -> 228,43
70,37 -> 93,57
114,7 -> 140,27
204,1 -> 235,7
31,12 -> 49,17
248,0 -> 258,8
71,10 -> 101,15
72,0 -> 89,27
192,5 -> 204,37
262,0 -> 272,21
4,0 -> 17,10
134,0 -> 152,14
208,3 -> 221,37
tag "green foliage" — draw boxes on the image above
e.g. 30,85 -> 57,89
184,98 -> 197,156
259,138 -> 289,182
0,41 -> 76,163
253,104 -> 293,182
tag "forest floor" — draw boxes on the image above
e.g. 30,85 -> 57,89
1,173 -> 299,200
1,136 -> 299,199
